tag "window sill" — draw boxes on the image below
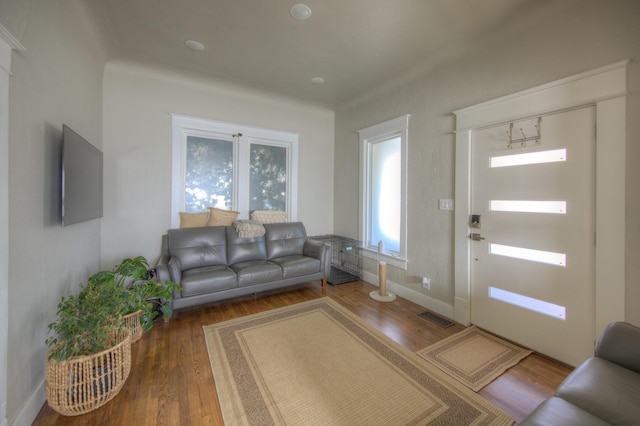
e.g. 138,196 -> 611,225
362,249 -> 408,270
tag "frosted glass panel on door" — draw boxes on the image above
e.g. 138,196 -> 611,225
489,243 -> 567,267
490,200 -> 567,214
489,287 -> 566,320
490,148 -> 567,168
185,136 -> 233,212
250,144 -> 287,212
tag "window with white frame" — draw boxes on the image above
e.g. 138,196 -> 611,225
358,115 -> 409,269
171,115 -> 298,228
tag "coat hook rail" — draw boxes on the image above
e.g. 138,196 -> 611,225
507,117 -> 542,148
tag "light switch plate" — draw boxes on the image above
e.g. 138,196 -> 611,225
439,199 -> 454,211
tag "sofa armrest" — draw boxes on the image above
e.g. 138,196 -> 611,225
304,239 -> 331,278
167,256 -> 183,286
595,321 -> 640,373
156,254 -> 171,283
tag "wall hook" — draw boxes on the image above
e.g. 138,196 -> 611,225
506,117 -> 542,148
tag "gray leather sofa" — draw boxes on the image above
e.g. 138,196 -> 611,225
521,321 -> 640,425
156,222 -> 330,310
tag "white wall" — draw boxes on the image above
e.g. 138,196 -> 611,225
101,61 -> 335,268
334,0 -> 640,324
0,1 -> 108,424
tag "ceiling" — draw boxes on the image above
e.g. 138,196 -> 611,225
84,0 -> 564,109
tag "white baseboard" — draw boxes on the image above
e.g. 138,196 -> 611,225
361,271 -> 454,319
11,378 -> 44,426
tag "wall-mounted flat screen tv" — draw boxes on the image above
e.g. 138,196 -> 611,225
62,124 -> 103,226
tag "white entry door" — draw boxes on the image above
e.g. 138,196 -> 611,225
470,106 -> 596,366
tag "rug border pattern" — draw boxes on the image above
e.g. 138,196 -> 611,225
204,298 -> 514,425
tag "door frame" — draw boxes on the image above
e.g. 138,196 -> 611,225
453,60 -> 628,341
1,23 -> 25,426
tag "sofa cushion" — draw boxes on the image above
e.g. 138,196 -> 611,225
207,207 -> 239,226
555,357 -> 640,425
264,222 -> 306,260
181,265 -> 237,297
168,226 -> 228,270
230,261 -> 282,287
520,397 -> 611,426
179,211 -> 209,228
270,255 -> 321,279
226,226 -> 267,265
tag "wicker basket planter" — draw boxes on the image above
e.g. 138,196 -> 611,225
46,329 -> 132,416
122,310 -> 143,342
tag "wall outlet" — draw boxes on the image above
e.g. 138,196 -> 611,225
422,276 -> 431,290
438,199 -> 454,211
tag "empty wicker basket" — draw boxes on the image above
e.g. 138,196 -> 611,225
46,329 -> 132,416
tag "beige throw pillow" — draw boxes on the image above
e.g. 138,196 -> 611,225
251,210 -> 288,224
179,211 -> 209,228
207,207 -> 240,226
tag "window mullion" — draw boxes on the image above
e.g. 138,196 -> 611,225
236,134 -> 249,217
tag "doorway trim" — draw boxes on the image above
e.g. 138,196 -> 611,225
1,23 -> 25,426
453,60 -> 628,341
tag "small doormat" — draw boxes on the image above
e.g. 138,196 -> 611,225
418,311 -> 455,328
416,326 -> 532,392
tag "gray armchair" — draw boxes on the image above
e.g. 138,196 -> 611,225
521,321 -> 640,425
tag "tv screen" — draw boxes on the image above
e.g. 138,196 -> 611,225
62,124 -> 103,226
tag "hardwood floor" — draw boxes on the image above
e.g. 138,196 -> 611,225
33,280 -> 572,425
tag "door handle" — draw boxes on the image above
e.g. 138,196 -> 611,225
470,233 -> 485,241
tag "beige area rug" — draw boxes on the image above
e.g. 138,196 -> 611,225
203,298 -> 513,425
416,326 -> 532,392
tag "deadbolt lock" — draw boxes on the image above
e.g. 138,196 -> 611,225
470,233 -> 485,241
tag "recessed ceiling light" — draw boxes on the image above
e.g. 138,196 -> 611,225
290,4 -> 312,21
311,77 -> 325,84
185,40 -> 205,51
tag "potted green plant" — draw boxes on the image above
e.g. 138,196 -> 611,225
128,274 -> 180,331
112,256 -> 180,331
46,282 -> 132,416
45,256 -> 180,415
88,256 -> 180,336
46,282 -> 127,361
